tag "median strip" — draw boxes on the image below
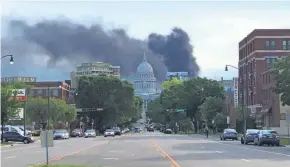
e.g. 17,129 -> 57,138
152,140 -> 181,167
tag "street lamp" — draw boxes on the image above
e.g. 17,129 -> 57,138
225,64 -> 238,71
1,54 -> 14,64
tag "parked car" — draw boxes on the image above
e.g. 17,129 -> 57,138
147,127 -> 154,132
164,129 -> 173,134
104,129 -> 115,137
1,131 -> 34,144
84,129 -> 96,138
220,128 -> 238,140
113,127 -> 121,136
121,128 -> 130,134
254,130 -> 280,146
53,129 -> 70,140
71,129 -> 83,137
241,129 -> 259,144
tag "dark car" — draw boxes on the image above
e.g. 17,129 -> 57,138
241,129 -> 259,144
254,130 -> 280,146
70,129 -> 83,137
1,131 -> 34,144
147,127 -> 154,132
220,129 -> 238,140
113,127 -> 121,135
164,129 -> 173,134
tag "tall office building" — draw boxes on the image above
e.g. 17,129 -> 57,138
70,62 -> 120,89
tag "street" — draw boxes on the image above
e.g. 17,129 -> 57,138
1,132 -> 290,167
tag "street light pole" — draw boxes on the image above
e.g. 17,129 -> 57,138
1,54 -> 14,64
47,86 -> 50,130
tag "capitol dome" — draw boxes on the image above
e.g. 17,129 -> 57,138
136,54 -> 154,73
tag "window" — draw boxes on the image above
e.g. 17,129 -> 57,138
265,40 -> 270,50
53,89 -> 59,97
37,89 -> 42,96
266,58 -> 271,68
283,40 -> 287,50
271,40 -> 276,50
288,40 -> 290,50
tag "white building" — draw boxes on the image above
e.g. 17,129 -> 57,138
134,54 -> 161,111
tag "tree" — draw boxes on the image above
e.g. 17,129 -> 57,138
76,75 -> 141,131
162,77 -> 183,89
199,97 -> 225,126
271,55 -> 290,106
26,97 -> 76,129
148,77 -> 225,132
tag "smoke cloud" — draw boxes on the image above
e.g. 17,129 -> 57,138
148,28 -> 199,77
1,18 -> 199,81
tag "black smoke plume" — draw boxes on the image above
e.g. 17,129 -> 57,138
148,28 -> 199,77
1,18 -> 199,81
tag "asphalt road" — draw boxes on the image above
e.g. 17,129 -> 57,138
1,132 -> 290,167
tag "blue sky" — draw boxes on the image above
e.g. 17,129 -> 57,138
2,0 -> 290,81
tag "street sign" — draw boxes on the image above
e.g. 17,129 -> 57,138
10,89 -> 26,101
76,108 -> 104,112
176,109 -> 185,112
286,113 -> 290,123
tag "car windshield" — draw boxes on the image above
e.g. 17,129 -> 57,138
86,130 -> 95,133
225,129 -> 236,133
269,130 -> 278,134
106,129 -> 114,132
262,130 -> 274,134
73,129 -> 81,132
55,131 -> 65,134
247,129 -> 259,134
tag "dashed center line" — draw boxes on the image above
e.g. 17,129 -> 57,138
241,159 -> 251,162
4,156 -> 16,160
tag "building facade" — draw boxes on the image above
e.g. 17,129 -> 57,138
134,54 -> 161,111
1,76 -> 36,83
70,62 -> 121,89
165,72 -> 189,81
28,81 -> 71,102
238,29 -> 290,130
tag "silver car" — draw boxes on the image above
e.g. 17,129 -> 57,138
84,129 -> 96,138
104,129 -> 115,137
53,130 -> 69,140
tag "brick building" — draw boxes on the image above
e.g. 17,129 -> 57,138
28,81 -> 71,102
238,29 -> 290,131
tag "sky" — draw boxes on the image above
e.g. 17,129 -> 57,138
1,0 -> 290,81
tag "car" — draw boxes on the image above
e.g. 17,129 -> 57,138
84,129 -> 96,138
220,128 -> 238,140
254,130 -> 280,146
241,129 -> 259,144
121,128 -> 130,134
113,127 -> 121,136
70,129 -> 83,137
1,131 -> 34,144
148,127 -> 154,132
164,129 -> 172,134
53,130 -> 70,140
104,129 -> 115,137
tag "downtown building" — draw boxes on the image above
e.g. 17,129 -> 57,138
70,62 -> 121,89
238,29 -> 290,134
165,72 -> 190,81
1,76 -> 36,83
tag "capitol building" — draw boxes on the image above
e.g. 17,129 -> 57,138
134,54 -> 161,112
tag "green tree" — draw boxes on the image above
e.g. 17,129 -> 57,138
26,97 -> 76,129
271,55 -> 290,106
1,86 -> 19,128
76,75 -> 141,130
199,97 -> 225,126
162,77 -> 183,89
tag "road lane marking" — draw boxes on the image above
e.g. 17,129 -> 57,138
215,151 -> 223,153
152,140 -> 181,167
217,142 -> 290,157
4,156 -> 16,160
109,150 -> 124,153
241,159 -> 251,162
101,158 -> 119,160
32,141 -> 108,166
1,145 -> 38,153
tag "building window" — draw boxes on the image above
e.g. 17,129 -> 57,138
265,40 -> 270,50
53,89 -> 59,97
288,40 -> 290,50
266,58 -> 271,68
283,40 -> 287,50
270,40 -> 276,50
37,89 -> 42,96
